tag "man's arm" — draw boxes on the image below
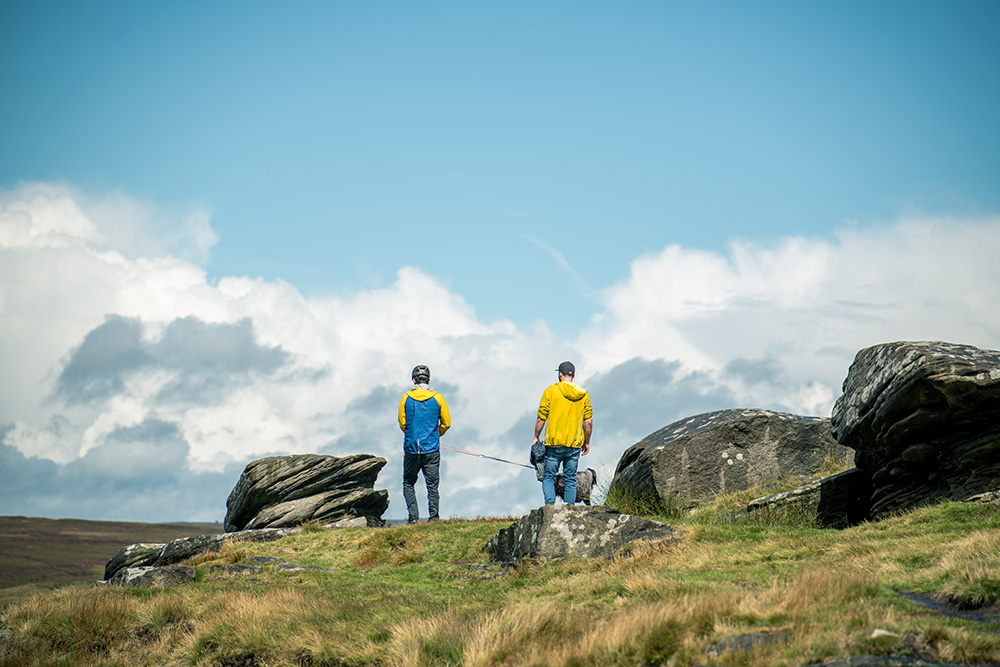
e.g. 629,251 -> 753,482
437,394 -> 451,436
398,395 -> 408,432
581,418 -> 593,455
533,417 -> 546,445
533,386 -> 550,445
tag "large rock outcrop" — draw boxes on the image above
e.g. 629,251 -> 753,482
609,409 -> 853,506
484,505 -> 679,563
831,341 -> 1000,520
104,527 -> 298,581
224,453 -> 389,531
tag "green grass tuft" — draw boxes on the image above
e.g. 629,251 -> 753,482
603,483 -> 690,522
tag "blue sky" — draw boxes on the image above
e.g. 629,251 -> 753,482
1,1 -> 999,523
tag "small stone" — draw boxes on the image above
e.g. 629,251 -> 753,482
871,628 -> 899,638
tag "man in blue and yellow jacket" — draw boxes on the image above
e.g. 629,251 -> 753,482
398,364 -> 451,523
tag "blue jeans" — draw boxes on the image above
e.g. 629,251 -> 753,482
542,446 -> 580,505
402,451 -> 440,522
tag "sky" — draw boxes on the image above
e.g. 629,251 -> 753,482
1,1 -> 999,523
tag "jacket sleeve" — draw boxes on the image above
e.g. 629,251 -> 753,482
583,394 -> 593,421
537,386 -> 551,420
436,394 -> 451,435
398,394 -> 408,432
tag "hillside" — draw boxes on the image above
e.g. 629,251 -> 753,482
1,500 -> 999,666
0,516 -> 222,610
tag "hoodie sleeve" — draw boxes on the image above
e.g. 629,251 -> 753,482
583,393 -> 593,421
436,393 -> 451,435
398,393 -> 408,432
537,385 -> 552,420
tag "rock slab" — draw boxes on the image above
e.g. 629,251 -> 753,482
747,468 -> 871,527
108,565 -> 196,588
484,505 -> 679,563
799,657 -> 992,667
224,453 -> 389,531
610,409 -> 853,505
104,527 -> 298,581
831,341 -> 1000,519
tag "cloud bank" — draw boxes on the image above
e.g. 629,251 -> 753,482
2,182 -> 998,521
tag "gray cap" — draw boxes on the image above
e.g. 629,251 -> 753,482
556,361 -> 575,376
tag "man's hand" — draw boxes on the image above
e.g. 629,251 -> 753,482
534,417 -> 546,446
581,419 -> 592,455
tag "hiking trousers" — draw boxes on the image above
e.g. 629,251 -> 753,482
402,450 -> 440,523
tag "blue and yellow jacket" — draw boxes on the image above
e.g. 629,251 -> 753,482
398,387 -> 451,454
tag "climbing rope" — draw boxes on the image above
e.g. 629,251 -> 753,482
440,443 -> 534,470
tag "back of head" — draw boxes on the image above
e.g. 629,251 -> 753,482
411,364 -> 431,384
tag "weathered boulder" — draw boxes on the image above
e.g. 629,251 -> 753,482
108,565 -> 196,588
609,409 -> 853,506
966,490 -> 1000,505
243,487 -> 388,530
831,341 -> 1000,520
326,515 -> 369,529
102,543 -> 165,580
224,453 -> 389,531
484,505 -> 679,563
207,563 -> 263,577
104,527 -> 298,581
747,468 -> 871,527
157,527 -> 298,566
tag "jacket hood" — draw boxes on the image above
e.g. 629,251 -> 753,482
406,387 -> 438,401
557,381 -> 588,401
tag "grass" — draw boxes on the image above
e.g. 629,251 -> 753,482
1,500 -> 999,666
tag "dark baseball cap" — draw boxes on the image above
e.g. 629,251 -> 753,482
556,361 -> 575,376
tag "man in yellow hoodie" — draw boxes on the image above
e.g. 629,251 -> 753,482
533,361 -> 593,505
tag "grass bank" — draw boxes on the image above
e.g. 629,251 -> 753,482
1,499 -> 999,666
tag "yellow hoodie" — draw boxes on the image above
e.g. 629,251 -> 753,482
537,381 -> 593,448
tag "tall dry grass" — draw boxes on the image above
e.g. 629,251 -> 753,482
2,501 -> 999,666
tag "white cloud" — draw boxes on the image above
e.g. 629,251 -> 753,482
2,182 -> 999,521
0,183 -> 576,519
0,182 -> 217,262
581,218 -> 1000,415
